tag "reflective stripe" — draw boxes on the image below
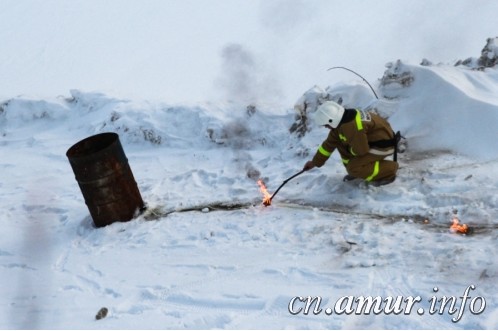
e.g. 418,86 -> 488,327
366,161 -> 380,182
318,145 -> 331,157
369,148 -> 395,156
350,147 -> 357,156
342,158 -> 349,165
355,110 -> 363,131
339,133 -> 347,141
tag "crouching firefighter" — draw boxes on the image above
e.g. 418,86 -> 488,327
303,101 -> 401,186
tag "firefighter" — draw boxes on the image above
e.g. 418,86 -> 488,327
303,101 -> 399,186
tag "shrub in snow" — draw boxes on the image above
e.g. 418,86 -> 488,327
290,86 -> 333,137
140,128 -> 162,145
478,37 -> 498,68
455,57 -> 479,68
455,37 -> 498,70
293,86 -> 329,118
420,58 -> 432,66
0,100 -> 6,115
246,104 -> 257,117
380,60 -> 415,88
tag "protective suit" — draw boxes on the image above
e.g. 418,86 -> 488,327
305,101 -> 399,184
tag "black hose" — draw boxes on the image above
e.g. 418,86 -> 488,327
327,66 -> 379,100
268,170 -> 306,203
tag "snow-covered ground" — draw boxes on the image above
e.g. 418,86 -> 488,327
1,50 -> 498,328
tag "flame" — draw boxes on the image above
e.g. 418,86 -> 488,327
257,179 -> 272,206
450,216 -> 469,234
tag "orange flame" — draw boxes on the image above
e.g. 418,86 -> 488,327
257,179 -> 272,206
450,216 -> 469,234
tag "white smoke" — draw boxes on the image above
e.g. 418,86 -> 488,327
215,43 -> 282,105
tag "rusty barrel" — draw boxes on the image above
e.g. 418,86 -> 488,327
66,132 -> 145,227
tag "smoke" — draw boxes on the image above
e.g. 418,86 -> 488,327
212,117 -> 263,181
258,0 -> 318,35
216,43 -> 282,105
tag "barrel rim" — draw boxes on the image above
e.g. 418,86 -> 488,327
66,132 -> 119,159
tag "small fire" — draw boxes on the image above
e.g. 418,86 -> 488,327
450,216 -> 469,234
257,179 -> 272,206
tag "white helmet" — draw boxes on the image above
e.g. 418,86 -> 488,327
313,101 -> 345,128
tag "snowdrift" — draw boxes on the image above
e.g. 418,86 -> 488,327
381,61 -> 498,160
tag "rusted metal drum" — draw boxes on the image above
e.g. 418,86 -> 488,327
66,132 -> 145,227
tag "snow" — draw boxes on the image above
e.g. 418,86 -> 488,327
383,62 -> 498,161
1,60 -> 498,328
1,1 -> 498,329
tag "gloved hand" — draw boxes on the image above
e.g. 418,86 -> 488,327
303,160 -> 315,171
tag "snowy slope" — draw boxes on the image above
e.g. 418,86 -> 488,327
1,61 -> 498,329
385,62 -> 498,160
